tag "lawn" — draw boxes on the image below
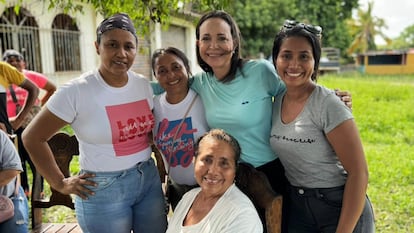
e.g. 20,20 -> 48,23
29,72 -> 414,232
319,72 -> 414,232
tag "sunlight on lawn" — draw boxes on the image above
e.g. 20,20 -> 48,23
26,73 -> 414,232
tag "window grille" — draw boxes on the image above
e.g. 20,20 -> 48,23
0,8 -> 81,73
0,7 -> 41,72
52,14 -> 81,72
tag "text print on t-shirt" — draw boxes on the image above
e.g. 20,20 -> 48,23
106,100 -> 154,156
271,134 -> 316,144
156,117 -> 197,168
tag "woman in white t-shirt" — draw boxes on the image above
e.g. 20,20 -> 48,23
22,13 -> 167,233
167,129 -> 262,233
151,47 -> 209,210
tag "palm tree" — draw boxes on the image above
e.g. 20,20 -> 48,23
346,1 -> 391,54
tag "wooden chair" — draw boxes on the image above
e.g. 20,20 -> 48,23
236,163 -> 283,233
152,145 -> 283,232
30,132 -> 82,233
265,194 -> 283,233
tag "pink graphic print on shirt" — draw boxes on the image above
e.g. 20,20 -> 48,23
106,100 -> 154,156
155,117 -> 197,168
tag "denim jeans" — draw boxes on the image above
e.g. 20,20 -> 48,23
287,185 -> 375,233
75,158 -> 167,233
0,186 -> 29,233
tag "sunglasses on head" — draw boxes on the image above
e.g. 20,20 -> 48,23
282,20 -> 322,37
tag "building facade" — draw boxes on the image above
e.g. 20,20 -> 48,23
1,0 -> 200,85
355,49 -> 414,75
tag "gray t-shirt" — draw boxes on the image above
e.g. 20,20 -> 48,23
0,130 -> 23,197
270,85 -> 353,188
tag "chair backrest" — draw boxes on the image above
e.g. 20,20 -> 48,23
236,162 -> 282,233
31,132 -> 79,229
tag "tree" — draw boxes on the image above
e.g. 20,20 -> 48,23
225,0 -> 358,60
390,24 -> 414,50
226,0 -> 296,58
4,0 -> 230,34
4,0 -> 359,61
292,0 -> 358,60
347,1 -> 391,54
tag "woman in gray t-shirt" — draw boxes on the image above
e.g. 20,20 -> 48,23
270,21 -> 375,233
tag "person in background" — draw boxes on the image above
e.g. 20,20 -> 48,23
166,128 -> 263,233
0,129 -> 29,233
270,21 -> 375,232
0,61 -> 39,135
22,13 -> 167,233
3,49 -> 57,197
151,47 -> 209,210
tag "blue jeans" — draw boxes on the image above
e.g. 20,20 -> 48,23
75,158 -> 167,233
0,186 -> 29,233
287,185 -> 375,233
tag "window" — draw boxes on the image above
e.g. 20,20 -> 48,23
52,14 -> 81,71
367,54 -> 405,65
0,7 -> 42,72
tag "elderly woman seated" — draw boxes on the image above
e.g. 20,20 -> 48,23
166,128 -> 263,233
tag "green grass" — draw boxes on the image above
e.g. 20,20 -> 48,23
29,72 -> 414,232
319,72 -> 414,232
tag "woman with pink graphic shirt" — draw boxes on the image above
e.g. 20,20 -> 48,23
22,13 -> 167,233
151,47 -> 209,211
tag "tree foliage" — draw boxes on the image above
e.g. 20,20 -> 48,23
225,0 -> 358,60
390,24 -> 414,50
28,0 -> 411,61
346,1 -> 391,54
226,0 -> 296,58
37,0 -> 230,34
291,0 -> 358,60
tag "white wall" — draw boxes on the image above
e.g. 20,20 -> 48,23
1,0 -> 101,86
2,1 -> 200,86
151,17 -> 201,77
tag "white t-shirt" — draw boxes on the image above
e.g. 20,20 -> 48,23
47,70 -> 154,172
166,184 -> 263,233
153,89 -> 209,185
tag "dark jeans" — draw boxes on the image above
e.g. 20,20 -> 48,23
287,185 -> 375,233
256,158 -> 289,196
